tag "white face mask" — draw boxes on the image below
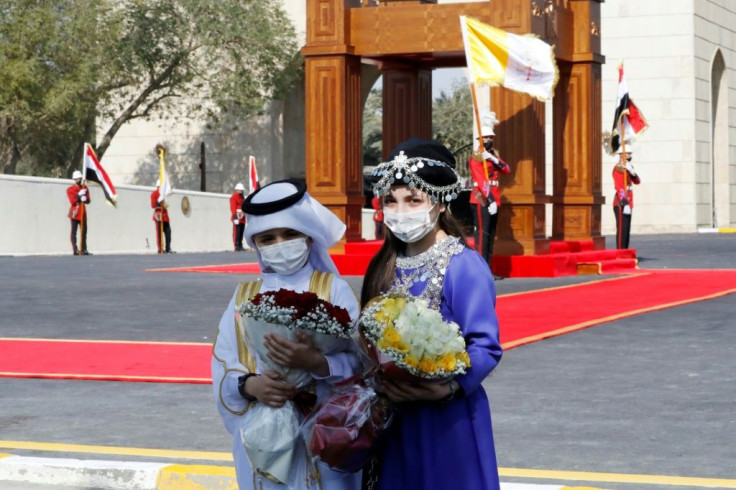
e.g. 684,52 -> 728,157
383,204 -> 439,243
258,237 -> 310,275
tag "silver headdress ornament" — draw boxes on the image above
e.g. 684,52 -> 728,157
371,151 -> 462,203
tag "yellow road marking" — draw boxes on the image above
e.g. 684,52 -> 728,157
499,467 -> 736,488
157,464 -> 237,490
0,441 -> 232,462
2,443 -> 734,489
0,453 -> 12,459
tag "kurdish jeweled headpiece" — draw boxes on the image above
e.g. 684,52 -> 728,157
371,138 -> 462,203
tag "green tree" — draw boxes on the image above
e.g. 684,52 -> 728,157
0,0 -> 300,177
432,80 -> 473,154
362,88 -> 382,167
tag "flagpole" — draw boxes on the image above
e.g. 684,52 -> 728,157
79,144 -> 86,254
156,144 -> 166,254
618,121 -> 627,249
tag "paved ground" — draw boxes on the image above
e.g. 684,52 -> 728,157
1,233 -> 735,489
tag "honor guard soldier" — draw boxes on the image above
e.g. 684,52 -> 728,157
230,182 -> 246,251
613,146 -> 640,249
67,170 -> 91,255
151,181 -> 173,254
468,112 -> 510,278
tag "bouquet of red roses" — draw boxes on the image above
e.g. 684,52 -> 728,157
301,379 -> 394,473
237,288 -> 355,483
238,288 -> 354,387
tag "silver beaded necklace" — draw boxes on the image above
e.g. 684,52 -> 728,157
390,236 -> 465,308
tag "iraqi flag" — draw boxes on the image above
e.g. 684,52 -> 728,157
608,63 -> 648,154
83,143 -> 118,206
248,155 -> 259,195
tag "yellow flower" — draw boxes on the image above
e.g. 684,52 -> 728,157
404,355 -> 419,369
392,341 -> 410,353
383,327 -> 401,344
438,353 -> 457,372
457,351 -> 471,367
419,358 -> 437,374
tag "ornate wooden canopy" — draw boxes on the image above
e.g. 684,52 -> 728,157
303,0 -> 605,254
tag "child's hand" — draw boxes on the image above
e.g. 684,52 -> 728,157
264,332 -> 329,376
246,370 -> 297,408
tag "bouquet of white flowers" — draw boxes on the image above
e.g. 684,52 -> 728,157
360,295 -> 470,382
237,288 -> 354,484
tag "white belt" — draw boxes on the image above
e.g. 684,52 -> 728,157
489,180 -> 499,187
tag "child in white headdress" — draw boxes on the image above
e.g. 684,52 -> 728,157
212,179 -> 361,490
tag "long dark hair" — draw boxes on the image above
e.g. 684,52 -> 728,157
360,208 -> 468,306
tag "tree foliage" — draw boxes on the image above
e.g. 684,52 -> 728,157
362,88 -> 382,167
432,81 -> 473,154
0,0 -> 300,177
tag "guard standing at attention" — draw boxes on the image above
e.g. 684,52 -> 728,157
468,112 -> 510,278
151,181 -> 173,254
67,170 -> 91,256
230,182 -> 246,251
613,146 -> 640,249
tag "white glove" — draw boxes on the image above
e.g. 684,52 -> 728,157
157,196 -> 164,203
625,162 -> 636,176
233,219 -> 239,225
623,205 -> 632,215
488,201 -> 498,215
78,189 -> 87,196
80,196 -> 88,203
482,151 -> 500,164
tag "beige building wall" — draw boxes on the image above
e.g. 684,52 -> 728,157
0,175 -> 233,255
693,0 -> 736,228
600,0 -> 736,235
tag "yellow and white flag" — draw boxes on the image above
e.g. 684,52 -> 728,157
157,147 -> 172,198
460,15 -> 558,101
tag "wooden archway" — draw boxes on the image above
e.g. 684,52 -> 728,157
302,0 -> 605,254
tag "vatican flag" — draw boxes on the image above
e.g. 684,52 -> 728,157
460,15 -> 558,101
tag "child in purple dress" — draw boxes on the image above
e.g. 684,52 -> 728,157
361,138 -> 503,490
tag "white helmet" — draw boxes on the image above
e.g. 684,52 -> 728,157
235,182 -> 245,191
155,179 -> 161,187
72,170 -> 83,180
616,146 -> 633,154
481,125 -> 495,137
480,111 -> 498,137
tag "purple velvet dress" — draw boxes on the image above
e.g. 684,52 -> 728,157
376,239 -> 503,490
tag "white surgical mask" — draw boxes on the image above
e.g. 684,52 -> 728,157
383,204 -> 439,243
258,237 -> 310,275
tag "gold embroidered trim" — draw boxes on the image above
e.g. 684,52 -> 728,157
235,280 -> 262,372
308,270 -> 333,301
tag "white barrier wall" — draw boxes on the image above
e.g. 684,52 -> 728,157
0,175 -> 234,256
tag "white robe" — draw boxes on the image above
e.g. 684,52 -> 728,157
212,263 -> 362,490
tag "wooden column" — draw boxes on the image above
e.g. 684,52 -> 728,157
492,88 -> 550,255
303,0 -> 365,245
551,0 -> 605,247
382,68 -> 433,158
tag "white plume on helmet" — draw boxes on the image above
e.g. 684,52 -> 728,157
480,111 -> 499,137
72,170 -> 83,180
234,182 -> 245,191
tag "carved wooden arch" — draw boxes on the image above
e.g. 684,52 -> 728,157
302,0 -> 605,253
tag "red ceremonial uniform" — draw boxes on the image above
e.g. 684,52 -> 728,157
468,149 -> 510,206
612,165 -> 640,208
67,183 -> 90,221
151,189 -> 170,222
230,192 -> 245,224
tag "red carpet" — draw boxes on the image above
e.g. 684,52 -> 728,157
0,339 -> 212,383
3,269 -> 736,383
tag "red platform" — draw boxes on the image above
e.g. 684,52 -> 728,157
492,240 -> 638,277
